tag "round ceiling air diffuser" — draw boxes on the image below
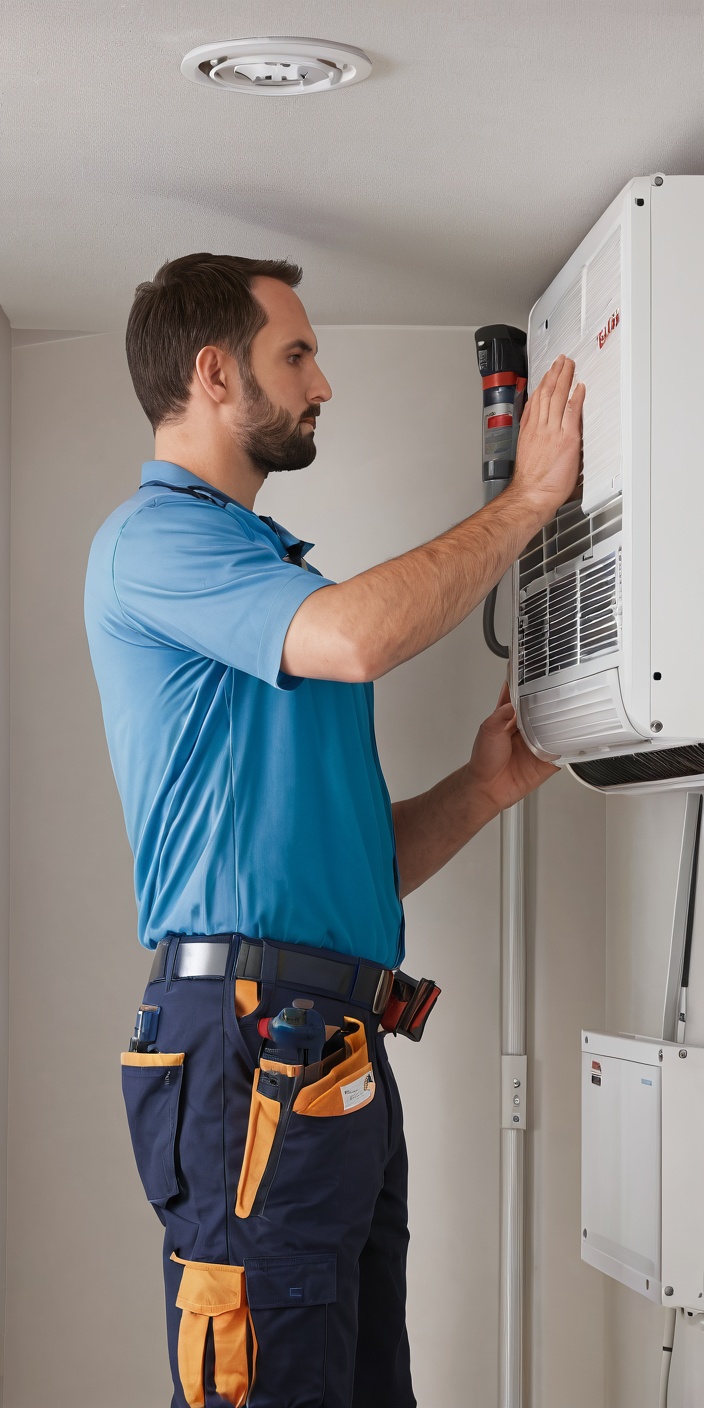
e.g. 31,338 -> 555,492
181,37 -> 372,95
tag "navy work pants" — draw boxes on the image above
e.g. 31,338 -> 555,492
121,935 -> 417,1408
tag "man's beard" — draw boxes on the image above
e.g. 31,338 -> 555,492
237,369 -> 318,476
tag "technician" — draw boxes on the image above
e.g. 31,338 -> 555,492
85,253 -> 584,1408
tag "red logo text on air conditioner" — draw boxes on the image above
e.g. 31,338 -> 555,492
598,309 -> 620,349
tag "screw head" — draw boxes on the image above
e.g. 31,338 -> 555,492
583,1228 -> 588,1239
513,1078 -> 521,1088
512,1115 -> 520,1123
651,720 -> 663,733
665,1286 -> 674,1296
654,175 -> 664,186
679,1049 -> 688,1059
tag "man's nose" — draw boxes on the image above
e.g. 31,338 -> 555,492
309,367 -> 332,404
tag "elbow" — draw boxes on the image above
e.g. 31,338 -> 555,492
334,629 -> 379,683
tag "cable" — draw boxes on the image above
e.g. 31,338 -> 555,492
659,1308 -> 677,1408
483,585 -> 509,659
677,794 -> 703,1042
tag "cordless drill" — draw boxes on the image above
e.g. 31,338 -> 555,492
474,325 -> 528,503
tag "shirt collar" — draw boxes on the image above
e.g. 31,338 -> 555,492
140,461 -> 314,559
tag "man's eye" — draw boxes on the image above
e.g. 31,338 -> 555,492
288,354 -> 301,365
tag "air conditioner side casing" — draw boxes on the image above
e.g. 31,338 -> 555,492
513,176 -> 704,792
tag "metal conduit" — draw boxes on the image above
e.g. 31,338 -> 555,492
499,800 -> 526,1408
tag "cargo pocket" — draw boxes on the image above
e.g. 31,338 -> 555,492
293,1018 -> 375,1118
244,1252 -> 336,1405
121,1051 -> 185,1207
171,1254 -> 256,1408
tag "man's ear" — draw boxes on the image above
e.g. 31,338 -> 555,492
194,345 -> 237,407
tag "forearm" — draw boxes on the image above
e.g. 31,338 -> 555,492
392,764 -> 500,899
282,483 -> 543,682
282,356 -> 583,683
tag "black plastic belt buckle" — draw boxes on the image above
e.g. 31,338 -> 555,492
380,971 -> 441,1042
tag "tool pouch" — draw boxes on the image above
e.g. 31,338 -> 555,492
170,1254 -> 257,1408
235,1062 -> 303,1219
380,971 -> 441,1041
235,1018 -> 374,1219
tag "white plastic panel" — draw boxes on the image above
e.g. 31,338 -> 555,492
581,1035 -> 662,1302
649,177 -> 704,742
582,1034 -> 704,1310
528,219 -> 623,515
661,1044 -> 704,1309
519,669 -> 645,761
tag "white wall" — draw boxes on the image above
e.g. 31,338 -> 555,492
605,793 -> 704,1408
5,326 -> 606,1407
0,307 -> 10,1405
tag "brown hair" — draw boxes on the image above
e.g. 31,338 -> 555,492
125,253 -> 302,431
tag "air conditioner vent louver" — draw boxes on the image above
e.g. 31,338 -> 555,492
518,549 -> 621,686
572,745 -> 704,789
520,670 -> 643,755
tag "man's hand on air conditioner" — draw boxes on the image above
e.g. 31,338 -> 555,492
510,355 -> 585,525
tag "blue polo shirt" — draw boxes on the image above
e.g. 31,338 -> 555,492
84,461 -> 404,966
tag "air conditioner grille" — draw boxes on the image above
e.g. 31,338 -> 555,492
518,549 -> 621,686
572,745 -> 704,789
519,495 -> 622,591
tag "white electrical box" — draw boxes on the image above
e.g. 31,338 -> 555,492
582,1030 -> 704,1309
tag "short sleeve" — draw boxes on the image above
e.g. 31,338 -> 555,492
112,497 -> 333,689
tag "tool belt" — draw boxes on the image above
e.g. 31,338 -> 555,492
148,934 -> 441,1042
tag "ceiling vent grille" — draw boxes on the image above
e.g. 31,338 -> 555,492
518,549 -> 622,686
181,38 -> 372,95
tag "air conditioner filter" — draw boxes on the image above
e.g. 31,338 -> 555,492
571,744 -> 704,789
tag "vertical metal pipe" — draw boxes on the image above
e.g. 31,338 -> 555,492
499,800 -> 526,1408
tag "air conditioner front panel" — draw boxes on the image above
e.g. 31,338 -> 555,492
518,668 -> 646,761
528,209 -> 625,516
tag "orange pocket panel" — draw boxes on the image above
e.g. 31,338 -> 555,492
171,1254 -> 256,1408
235,1083 -> 281,1218
234,979 -> 260,1018
120,1051 -> 185,1067
293,1019 -> 376,1117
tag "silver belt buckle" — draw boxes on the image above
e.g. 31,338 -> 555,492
372,968 -> 394,1015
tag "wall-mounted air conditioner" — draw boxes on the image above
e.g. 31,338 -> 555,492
512,175 -> 704,794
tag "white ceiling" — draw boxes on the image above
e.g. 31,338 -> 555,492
3,0 -> 703,331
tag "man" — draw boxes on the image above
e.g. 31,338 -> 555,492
85,253 -> 583,1408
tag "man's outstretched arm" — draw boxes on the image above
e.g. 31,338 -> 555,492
391,683 -> 555,898
281,356 -> 584,683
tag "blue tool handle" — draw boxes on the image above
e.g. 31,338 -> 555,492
265,1002 -> 326,1066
